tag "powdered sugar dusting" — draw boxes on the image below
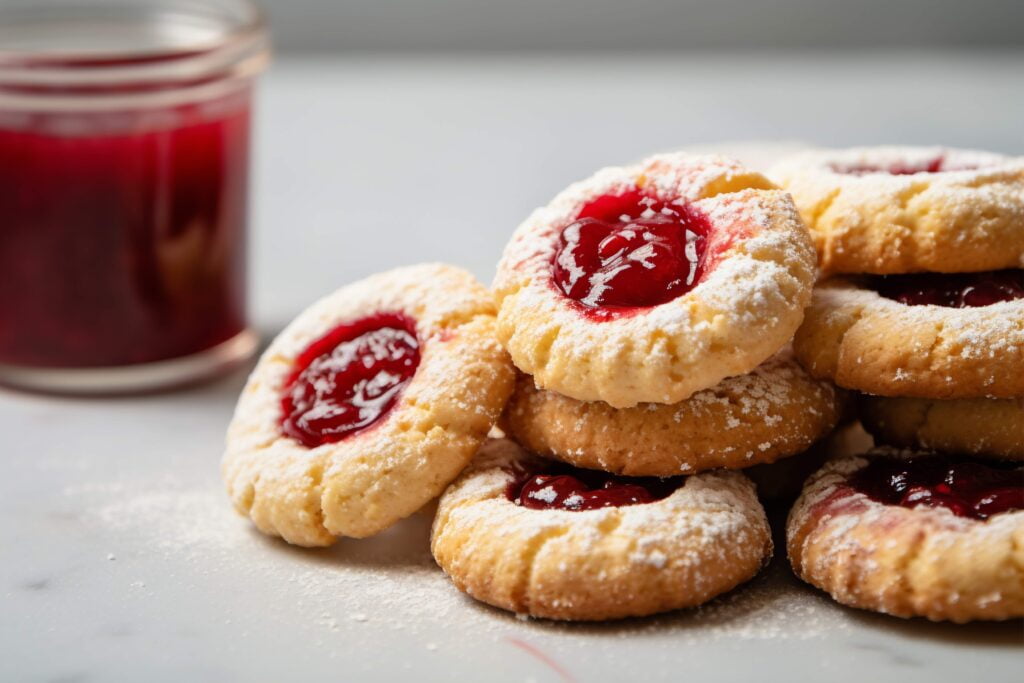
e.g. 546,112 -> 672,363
806,279 -> 1024,396
493,152 -> 816,407
65,465 -> 847,652
769,146 -> 1024,273
788,447 -> 1024,619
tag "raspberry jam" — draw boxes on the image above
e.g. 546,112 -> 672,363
873,269 -> 1024,308
847,456 -> 1024,521
506,461 -> 683,511
0,98 -> 251,368
551,191 -> 709,319
833,158 -> 945,176
831,156 -> 984,176
280,314 -> 420,448
0,1 -> 268,391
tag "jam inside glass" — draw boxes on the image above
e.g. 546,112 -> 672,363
280,314 -> 420,448
847,456 -> 1024,521
0,97 -> 251,367
551,191 -> 709,319
0,0 -> 268,390
872,269 -> 1024,308
506,461 -> 683,511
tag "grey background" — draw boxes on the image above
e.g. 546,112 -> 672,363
261,0 -> 1024,52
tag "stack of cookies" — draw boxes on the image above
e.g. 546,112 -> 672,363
774,146 -> 1024,460
222,146 -> 1022,626
429,153 -> 846,620
772,146 -> 1024,622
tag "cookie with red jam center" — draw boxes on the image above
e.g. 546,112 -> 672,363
770,146 -> 1024,275
494,152 -> 816,408
222,264 -> 515,547
431,439 -> 772,621
793,275 -> 1024,400
787,448 -> 1024,622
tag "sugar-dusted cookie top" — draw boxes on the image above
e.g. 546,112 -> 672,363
494,152 -> 816,408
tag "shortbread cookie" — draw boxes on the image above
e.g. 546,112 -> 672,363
432,439 -> 772,621
223,264 -> 515,547
787,448 -> 1024,622
501,352 -> 845,476
493,152 -> 816,408
770,146 -> 1024,275
860,395 -> 1024,461
793,274 -> 1024,399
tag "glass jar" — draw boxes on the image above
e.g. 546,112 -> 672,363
0,0 -> 269,393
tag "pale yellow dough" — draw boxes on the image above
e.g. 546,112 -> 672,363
501,351 -> 845,476
787,448 -> 1024,622
493,152 -> 817,408
222,264 -> 515,547
793,277 -> 1024,399
860,394 -> 1024,460
770,146 -> 1024,275
431,439 -> 772,621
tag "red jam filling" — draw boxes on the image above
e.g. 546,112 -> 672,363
832,157 -> 945,176
873,269 -> 1024,308
551,191 -> 710,319
506,462 -> 683,511
0,93 -> 251,368
847,456 -> 1024,521
280,313 -> 420,448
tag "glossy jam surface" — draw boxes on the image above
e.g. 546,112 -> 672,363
551,191 -> 709,319
506,462 -> 683,511
873,269 -> 1024,308
848,456 -> 1024,521
0,93 -> 251,368
280,314 -> 420,448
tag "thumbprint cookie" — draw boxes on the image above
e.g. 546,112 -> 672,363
222,264 -> 515,547
787,448 -> 1024,622
770,146 -> 1024,275
860,395 -> 1024,461
793,273 -> 1024,399
431,439 -> 772,621
500,351 -> 846,477
493,152 -> 816,408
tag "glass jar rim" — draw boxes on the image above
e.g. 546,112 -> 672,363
0,0 -> 269,106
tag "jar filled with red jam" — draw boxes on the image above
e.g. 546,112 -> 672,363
0,0 -> 269,392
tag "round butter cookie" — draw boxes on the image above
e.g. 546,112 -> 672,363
431,439 -> 772,621
500,351 -> 845,477
793,273 -> 1024,399
787,448 -> 1024,622
493,152 -> 816,408
770,146 -> 1024,275
860,395 -> 1024,461
222,264 -> 515,547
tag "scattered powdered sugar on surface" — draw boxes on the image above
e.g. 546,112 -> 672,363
65,467 -> 848,651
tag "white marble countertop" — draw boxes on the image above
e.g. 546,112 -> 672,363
2,53 -> 1023,681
